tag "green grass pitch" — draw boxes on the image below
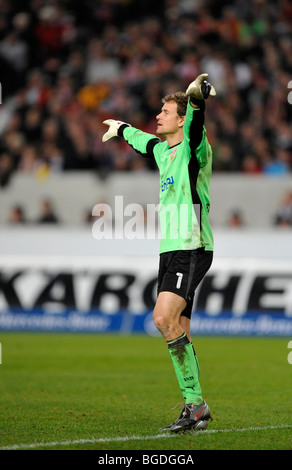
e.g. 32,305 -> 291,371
0,332 -> 291,450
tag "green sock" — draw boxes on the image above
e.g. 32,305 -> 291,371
167,333 -> 203,405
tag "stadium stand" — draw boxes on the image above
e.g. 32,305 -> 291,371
0,0 -> 291,226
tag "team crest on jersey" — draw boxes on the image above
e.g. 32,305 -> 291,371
170,148 -> 177,162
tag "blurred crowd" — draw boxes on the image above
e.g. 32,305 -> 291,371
0,0 -> 291,188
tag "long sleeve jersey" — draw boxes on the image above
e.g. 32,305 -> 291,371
118,99 -> 213,254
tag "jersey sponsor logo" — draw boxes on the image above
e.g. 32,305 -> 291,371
161,175 -> 174,192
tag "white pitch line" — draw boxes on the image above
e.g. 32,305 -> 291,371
1,424 -> 291,450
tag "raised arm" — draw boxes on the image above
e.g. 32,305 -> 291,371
183,73 -> 216,161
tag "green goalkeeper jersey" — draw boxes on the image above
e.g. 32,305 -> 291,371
119,99 -> 213,254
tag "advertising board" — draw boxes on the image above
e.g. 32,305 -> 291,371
0,256 -> 291,336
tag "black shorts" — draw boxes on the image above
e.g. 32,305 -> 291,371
157,248 -> 213,319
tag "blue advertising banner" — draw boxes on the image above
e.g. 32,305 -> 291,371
0,309 -> 292,336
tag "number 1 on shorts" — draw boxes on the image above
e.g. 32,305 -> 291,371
176,272 -> 183,289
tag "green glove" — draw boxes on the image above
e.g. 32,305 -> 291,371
186,73 -> 216,100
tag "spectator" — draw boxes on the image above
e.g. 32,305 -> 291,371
227,209 -> 245,228
274,191 -> 292,227
18,144 -> 40,172
85,38 -> 122,84
22,106 -> 42,143
0,30 -> 28,73
241,154 -> 262,174
7,205 -> 26,224
0,152 -> 14,187
36,199 -> 60,224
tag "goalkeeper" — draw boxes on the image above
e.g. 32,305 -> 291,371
102,74 -> 216,433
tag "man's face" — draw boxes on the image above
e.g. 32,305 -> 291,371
156,101 -> 184,136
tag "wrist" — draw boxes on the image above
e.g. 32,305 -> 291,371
117,123 -> 130,137
190,96 -> 203,106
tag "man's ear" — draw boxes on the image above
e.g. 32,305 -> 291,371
178,115 -> 185,128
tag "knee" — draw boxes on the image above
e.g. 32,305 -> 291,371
153,292 -> 186,338
153,308 -> 174,335
153,309 -> 168,332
